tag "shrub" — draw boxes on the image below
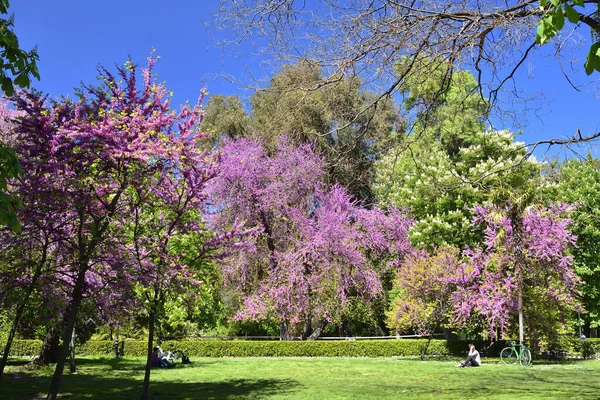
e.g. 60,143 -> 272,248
7,338 -> 600,358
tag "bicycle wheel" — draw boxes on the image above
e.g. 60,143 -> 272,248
519,348 -> 532,367
500,347 -> 518,365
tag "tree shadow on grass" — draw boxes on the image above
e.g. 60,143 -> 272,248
2,374 -> 300,399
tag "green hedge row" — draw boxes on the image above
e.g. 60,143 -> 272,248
6,338 -> 600,358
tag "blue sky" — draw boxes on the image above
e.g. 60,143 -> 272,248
10,0 -> 600,158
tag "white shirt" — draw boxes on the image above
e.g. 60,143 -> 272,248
469,348 -> 481,366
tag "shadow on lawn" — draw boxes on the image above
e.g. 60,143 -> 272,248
2,373 -> 300,399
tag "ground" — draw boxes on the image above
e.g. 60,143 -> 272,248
2,356 -> 599,399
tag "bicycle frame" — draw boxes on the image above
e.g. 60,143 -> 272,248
500,341 -> 531,366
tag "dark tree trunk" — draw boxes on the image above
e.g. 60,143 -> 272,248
307,320 -> 327,340
141,302 -> 157,400
301,317 -> 312,340
36,327 -> 60,366
46,267 -> 87,400
420,320 -> 442,361
279,321 -> 291,340
510,209 -> 526,344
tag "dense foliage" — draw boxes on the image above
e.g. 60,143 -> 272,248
0,52 -> 594,398
207,136 -> 412,339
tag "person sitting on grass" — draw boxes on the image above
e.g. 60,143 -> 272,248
459,344 -> 481,367
152,346 -> 174,368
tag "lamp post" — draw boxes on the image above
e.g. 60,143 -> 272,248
578,312 -> 586,341
113,322 -> 120,358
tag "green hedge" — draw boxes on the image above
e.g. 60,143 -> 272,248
3,340 -> 41,357
81,339 -> 466,357
6,338 -> 600,358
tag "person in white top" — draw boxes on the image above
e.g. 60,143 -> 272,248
459,344 -> 481,367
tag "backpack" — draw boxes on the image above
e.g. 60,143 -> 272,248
182,355 -> 191,364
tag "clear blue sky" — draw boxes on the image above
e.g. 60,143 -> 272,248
10,0 -> 600,158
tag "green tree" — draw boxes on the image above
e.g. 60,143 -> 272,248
249,60 -> 401,202
544,155 -> 600,330
202,94 -> 251,144
375,64 -> 539,249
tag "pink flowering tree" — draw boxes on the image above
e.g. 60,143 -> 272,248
4,56 -> 224,400
208,136 -> 412,339
448,202 -> 581,345
121,105 -> 237,399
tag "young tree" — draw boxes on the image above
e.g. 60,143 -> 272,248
7,55 -> 215,399
122,112 -> 228,399
208,136 -> 412,339
448,202 -> 581,346
386,246 -> 460,357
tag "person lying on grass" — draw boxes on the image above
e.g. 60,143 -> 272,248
152,346 -> 174,368
459,344 -> 481,367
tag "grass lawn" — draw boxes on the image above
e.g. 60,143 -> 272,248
2,356 -> 600,399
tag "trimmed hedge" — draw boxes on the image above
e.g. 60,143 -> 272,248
4,340 -> 42,357
6,338 -> 600,358
81,339 -> 469,357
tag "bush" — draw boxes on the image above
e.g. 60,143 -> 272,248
3,340 -> 42,357
7,338 -> 600,358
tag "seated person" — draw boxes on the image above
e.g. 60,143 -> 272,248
459,344 -> 481,367
152,346 -> 174,368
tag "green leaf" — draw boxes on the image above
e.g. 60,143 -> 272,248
13,72 -> 28,88
539,0 -> 547,9
584,42 -> 600,75
555,6 -> 565,30
565,4 -> 580,23
536,22 -> 547,44
1,76 -> 13,95
550,0 -> 561,6
572,0 -> 584,6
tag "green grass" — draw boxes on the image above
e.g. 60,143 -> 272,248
2,356 -> 600,399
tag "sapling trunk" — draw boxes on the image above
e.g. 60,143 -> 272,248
140,302 -> 157,400
46,267 -> 87,400
0,271 -> 40,379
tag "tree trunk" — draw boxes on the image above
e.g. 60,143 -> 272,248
0,260 -> 45,380
69,327 -> 76,373
511,209 -> 526,344
420,321 -> 442,361
301,317 -> 312,340
46,267 -> 87,400
36,327 -> 60,366
279,320 -> 291,340
140,302 -> 157,400
307,320 -> 327,340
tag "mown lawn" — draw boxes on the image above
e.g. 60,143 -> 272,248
2,356 -> 599,399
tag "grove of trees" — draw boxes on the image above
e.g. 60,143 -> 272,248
1,1 -> 600,399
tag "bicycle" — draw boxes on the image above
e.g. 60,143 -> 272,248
500,340 -> 532,366
162,344 -> 190,365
